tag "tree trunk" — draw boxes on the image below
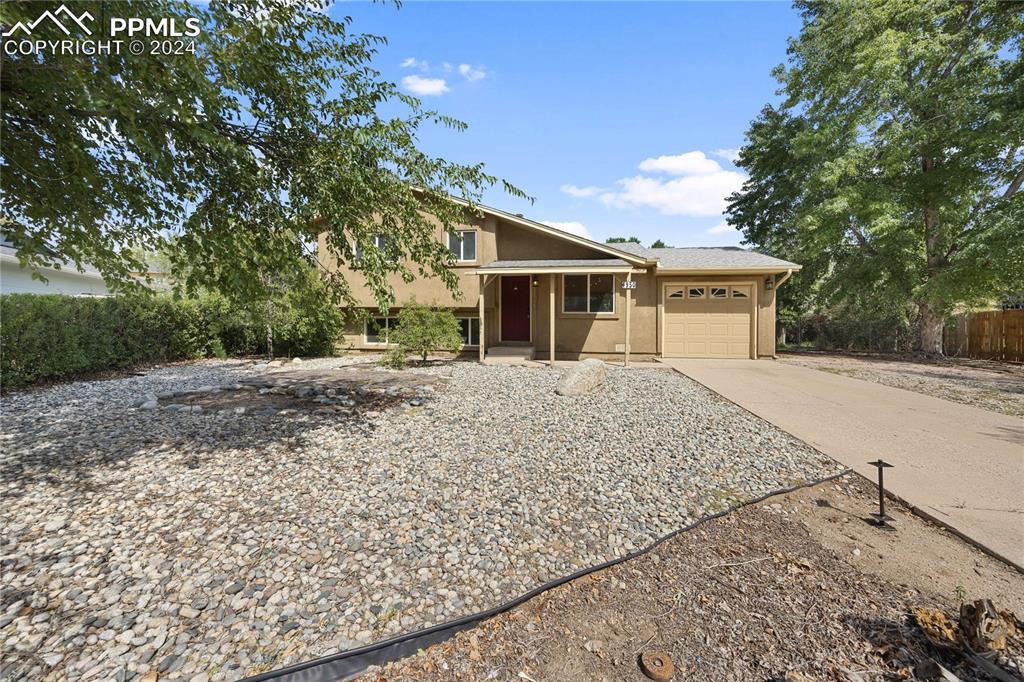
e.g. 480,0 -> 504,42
917,302 -> 945,356
265,299 -> 274,361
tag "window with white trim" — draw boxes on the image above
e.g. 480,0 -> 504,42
731,285 -> 751,299
447,230 -> 477,262
364,316 -> 394,344
563,274 -> 615,313
457,317 -> 481,346
710,286 -> 728,299
667,288 -> 686,299
687,287 -> 706,298
355,234 -> 396,263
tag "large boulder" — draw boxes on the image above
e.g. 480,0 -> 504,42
555,358 -> 607,396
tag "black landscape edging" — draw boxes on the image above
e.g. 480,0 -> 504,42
242,469 -> 852,682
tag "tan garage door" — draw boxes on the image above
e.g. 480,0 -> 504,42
663,284 -> 753,358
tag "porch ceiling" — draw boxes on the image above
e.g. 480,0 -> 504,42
475,259 -> 637,274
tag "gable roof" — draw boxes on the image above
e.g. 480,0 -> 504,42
458,201 -> 651,265
608,243 -> 800,271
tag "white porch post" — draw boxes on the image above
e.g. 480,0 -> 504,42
478,275 -> 486,362
624,271 -> 632,367
549,273 -> 556,366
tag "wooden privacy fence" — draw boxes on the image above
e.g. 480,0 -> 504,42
943,309 -> 1024,362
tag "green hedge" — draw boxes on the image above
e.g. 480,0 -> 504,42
1,290 -> 344,388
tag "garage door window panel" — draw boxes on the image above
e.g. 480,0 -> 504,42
731,286 -> 751,299
688,287 -> 705,298
710,287 -> 728,299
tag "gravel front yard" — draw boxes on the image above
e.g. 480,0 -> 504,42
779,351 -> 1024,417
1,358 -> 842,681
362,474 -> 1024,682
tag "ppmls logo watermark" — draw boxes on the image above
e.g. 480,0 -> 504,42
3,4 -> 201,56
2,5 -> 94,37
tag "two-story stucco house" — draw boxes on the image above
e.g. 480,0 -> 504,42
320,203 -> 800,363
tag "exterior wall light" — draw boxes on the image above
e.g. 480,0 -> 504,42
765,277 -> 774,290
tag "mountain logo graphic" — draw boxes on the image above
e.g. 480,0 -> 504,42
2,5 -> 95,37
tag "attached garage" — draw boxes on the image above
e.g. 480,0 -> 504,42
662,283 -> 755,359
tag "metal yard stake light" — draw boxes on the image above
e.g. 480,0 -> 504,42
868,459 -> 894,529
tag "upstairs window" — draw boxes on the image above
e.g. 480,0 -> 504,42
355,234 -> 395,262
448,230 -> 477,262
563,274 -> 615,314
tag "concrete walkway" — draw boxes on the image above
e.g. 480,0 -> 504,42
660,358 -> 1024,568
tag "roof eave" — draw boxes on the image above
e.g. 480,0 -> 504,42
655,265 -> 802,274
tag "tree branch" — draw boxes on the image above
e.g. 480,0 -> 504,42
1003,164 -> 1024,201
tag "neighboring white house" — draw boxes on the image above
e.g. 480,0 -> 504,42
0,240 -> 110,296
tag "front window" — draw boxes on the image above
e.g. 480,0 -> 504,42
448,230 -> 477,262
563,274 -> 616,314
458,317 -> 481,346
364,316 -> 393,344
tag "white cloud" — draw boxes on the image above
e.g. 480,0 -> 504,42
400,57 -> 429,71
541,221 -> 592,240
401,75 -> 449,96
442,61 -> 453,72
705,221 -> 737,235
565,150 -> 745,216
599,166 -> 745,217
560,184 -> 605,199
458,63 -> 487,82
638,151 -> 721,176
711,148 -> 741,163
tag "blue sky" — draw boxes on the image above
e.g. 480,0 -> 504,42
332,2 -> 802,247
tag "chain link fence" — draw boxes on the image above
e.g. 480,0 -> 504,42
780,315 -> 918,354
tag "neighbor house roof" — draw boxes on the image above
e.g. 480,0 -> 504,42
609,243 -> 800,271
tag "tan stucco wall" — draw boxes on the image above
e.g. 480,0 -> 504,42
317,213 -> 499,309
530,271 -> 658,359
322,213 -> 782,357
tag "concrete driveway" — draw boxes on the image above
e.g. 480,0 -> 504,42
660,358 -> 1024,569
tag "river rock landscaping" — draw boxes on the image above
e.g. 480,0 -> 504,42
1,357 -> 842,681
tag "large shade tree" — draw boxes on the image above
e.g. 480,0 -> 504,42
0,0 -> 525,310
727,0 -> 1024,353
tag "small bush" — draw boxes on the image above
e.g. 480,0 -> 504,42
378,346 -> 406,369
388,301 -> 463,364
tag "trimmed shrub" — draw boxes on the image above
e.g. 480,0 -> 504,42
386,301 -> 463,365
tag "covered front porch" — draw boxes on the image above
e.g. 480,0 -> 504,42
472,259 -> 647,366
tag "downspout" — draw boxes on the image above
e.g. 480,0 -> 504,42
775,268 -> 793,289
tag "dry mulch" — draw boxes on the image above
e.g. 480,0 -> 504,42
359,474 -> 1024,682
777,351 -> 1024,417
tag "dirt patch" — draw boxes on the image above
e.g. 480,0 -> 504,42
779,351 -> 1024,417
360,474 -> 1024,681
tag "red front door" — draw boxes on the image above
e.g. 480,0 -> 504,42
500,275 -> 531,341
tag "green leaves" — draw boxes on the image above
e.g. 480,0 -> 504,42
728,0 -> 1024,351
1,0 -> 525,312
387,299 -> 463,364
